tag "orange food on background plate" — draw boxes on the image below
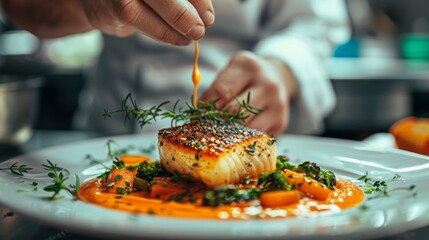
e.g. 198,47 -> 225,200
390,117 -> 429,155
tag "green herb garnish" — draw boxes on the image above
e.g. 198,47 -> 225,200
276,156 -> 336,190
202,170 -> 296,207
257,170 -> 294,191
17,181 -> 38,193
42,160 -> 80,200
245,141 -> 257,156
358,172 -> 417,200
116,187 -> 125,195
136,161 -> 171,182
202,185 -> 261,207
0,162 -> 33,176
103,92 -> 263,129
85,139 -> 132,168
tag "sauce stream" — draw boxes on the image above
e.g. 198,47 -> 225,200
192,40 -> 201,107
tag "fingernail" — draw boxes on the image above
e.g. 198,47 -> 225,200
201,10 -> 214,26
187,24 -> 205,40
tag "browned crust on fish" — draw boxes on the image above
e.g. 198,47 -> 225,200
158,121 -> 274,157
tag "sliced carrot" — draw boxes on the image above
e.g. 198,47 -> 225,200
260,190 -> 301,207
390,117 -> 429,155
103,168 -> 134,195
119,154 -> 151,166
284,169 -> 333,201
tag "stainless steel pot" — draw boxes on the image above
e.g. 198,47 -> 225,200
0,76 -> 43,145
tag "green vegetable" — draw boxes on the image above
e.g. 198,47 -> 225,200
257,170 -> 294,191
202,185 -> 261,207
133,177 -> 151,192
136,161 -> 171,182
276,155 -> 337,190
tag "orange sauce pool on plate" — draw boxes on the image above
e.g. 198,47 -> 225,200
192,40 -> 201,107
77,156 -> 364,220
78,178 -> 363,219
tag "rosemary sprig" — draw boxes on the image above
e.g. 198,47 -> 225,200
358,172 -> 416,200
102,92 -> 263,129
0,162 -> 33,176
42,160 -> 80,200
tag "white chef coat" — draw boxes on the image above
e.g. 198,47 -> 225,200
73,0 -> 349,135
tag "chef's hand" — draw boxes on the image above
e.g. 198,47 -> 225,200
81,0 -> 214,45
201,51 -> 297,136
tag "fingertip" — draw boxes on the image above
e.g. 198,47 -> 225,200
201,10 -> 215,27
186,24 -> 205,40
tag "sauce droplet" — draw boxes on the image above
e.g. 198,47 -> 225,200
192,41 -> 201,108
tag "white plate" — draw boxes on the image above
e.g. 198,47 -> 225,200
1,134 -> 429,240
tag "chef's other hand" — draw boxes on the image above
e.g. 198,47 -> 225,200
201,51 -> 297,136
81,0 -> 214,45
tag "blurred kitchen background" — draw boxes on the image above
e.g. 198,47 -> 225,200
1,0 -> 429,145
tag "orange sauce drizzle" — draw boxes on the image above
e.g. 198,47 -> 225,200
77,155 -> 365,220
192,40 -> 201,107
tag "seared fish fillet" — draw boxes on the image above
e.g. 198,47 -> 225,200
158,121 -> 277,188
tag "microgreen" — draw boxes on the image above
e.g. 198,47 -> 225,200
85,139 -> 133,167
42,160 -> 80,200
358,172 -> 417,200
17,181 -> 38,193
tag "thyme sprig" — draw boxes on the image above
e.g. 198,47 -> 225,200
0,162 -> 33,176
102,92 -> 263,129
42,160 -> 80,200
87,139 -> 132,164
358,172 -> 416,200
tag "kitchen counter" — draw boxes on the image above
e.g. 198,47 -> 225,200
324,58 -> 429,137
1,130 -> 429,240
328,58 -> 429,84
